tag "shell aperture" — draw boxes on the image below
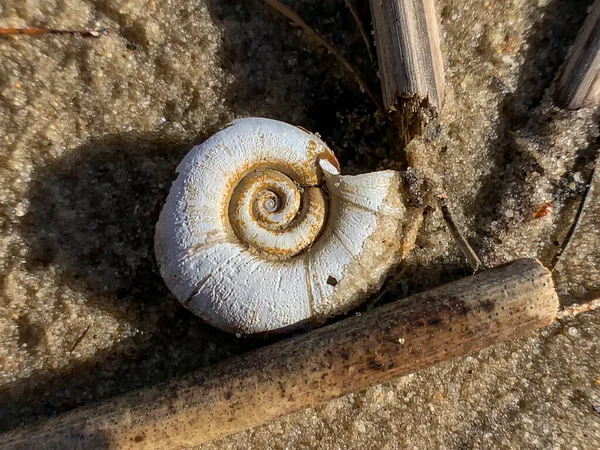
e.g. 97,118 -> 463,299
155,118 -> 408,334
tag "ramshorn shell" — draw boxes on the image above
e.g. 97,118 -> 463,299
155,118 -> 409,334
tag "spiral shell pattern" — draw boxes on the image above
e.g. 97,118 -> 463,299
155,118 -> 408,334
228,168 -> 327,259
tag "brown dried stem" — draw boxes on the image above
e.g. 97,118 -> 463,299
1,259 -> 558,449
557,298 -> 600,319
0,27 -> 111,38
344,0 -> 375,63
550,154 -> 598,272
438,193 -> 483,271
70,324 -> 92,353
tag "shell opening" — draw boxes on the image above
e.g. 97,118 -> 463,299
228,167 -> 328,259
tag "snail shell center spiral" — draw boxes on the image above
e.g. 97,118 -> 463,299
261,194 -> 279,213
229,168 -> 327,259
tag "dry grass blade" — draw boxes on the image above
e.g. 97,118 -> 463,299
550,154 -> 598,272
344,0 -> 375,63
70,323 -> 92,353
438,193 -> 483,271
262,0 -> 385,117
0,27 -> 111,38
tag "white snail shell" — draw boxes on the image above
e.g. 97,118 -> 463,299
155,118 -> 409,334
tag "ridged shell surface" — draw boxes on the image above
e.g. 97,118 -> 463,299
155,118 -> 408,334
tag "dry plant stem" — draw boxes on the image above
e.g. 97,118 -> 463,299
0,259 -> 558,450
557,298 -> 600,319
368,0 -> 444,139
262,0 -> 385,116
550,155 -> 598,271
0,27 -> 111,38
555,0 -> 600,109
70,324 -> 91,353
438,194 -> 483,271
344,0 -> 375,63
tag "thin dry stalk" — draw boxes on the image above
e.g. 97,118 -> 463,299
555,0 -> 600,109
70,324 -> 92,353
262,0 -> 385,116
0,27 -> 111,38
550,155 -> 598,272
344,0 -> 375,63
438,193 -> 483,271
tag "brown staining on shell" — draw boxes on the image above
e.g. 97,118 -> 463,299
228,167 -> 330,260
221,126 -> 340,260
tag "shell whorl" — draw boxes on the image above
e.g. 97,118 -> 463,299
155,118 -> 408,334
228,168 -> 327,259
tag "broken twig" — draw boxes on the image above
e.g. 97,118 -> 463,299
368,0 -> 445,141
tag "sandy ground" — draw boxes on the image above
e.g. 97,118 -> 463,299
0,0 -> 599,448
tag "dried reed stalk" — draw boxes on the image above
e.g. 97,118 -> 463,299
368,0 -> 445,140
555,0 -> 600,109
344,0 -> 375,63
1,259 -> 558,450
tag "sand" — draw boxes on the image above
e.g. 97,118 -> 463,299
0,0 -> 599,448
